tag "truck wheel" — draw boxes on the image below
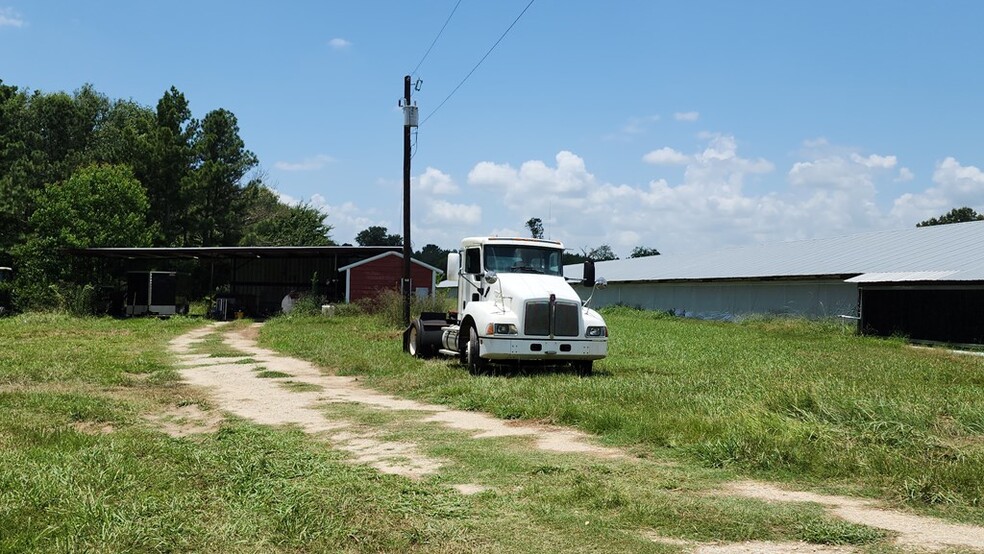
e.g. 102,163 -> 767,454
574,360 -> 593,377
408,319 -> 431,358
466,325 -> 488,376
408,320 -> 421,357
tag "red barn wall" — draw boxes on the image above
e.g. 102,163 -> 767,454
348,256 -> 434,303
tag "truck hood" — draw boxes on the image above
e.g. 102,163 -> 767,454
491,273 -> 582,312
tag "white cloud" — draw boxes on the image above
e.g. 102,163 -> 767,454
788,144 -> 898,191
603,115 -> 659,141
448,135 -> 936,255
274,154 -> 333,172
674,111 -> 700,122
279,193 -> 387,245
328,37 -> 351,49
896,167 -> 915,182
468,161 -> 517,187
468,151 -> 597,209
274,190 -> 298,205
415,167 -> 458,195
459,138 -> 785,254
0,8 -> 24,28
850,153 -> 897,169
426,200 -> 481,225
642,147 -> 689,165
891,157 -> 984,224
286,139 -> 979,256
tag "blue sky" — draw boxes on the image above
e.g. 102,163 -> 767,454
2,1 -> 983,255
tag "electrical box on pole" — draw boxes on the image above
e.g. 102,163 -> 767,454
403,105 -> 418,127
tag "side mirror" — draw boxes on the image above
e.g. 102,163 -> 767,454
447,252 -> 460,279
484,270 -> 498,285
595,277 -> 607,290
582,259 -> 596,288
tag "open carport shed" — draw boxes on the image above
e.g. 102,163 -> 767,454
849,272 -> 984,345
568,220 -> 984,345
70,245 -> 400,316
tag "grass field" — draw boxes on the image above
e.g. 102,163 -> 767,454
1,309 -> 982,552
261,307 -> 984,525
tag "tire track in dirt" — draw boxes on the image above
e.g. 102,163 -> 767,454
165,323 -> 984,553
726,481 -> 984,552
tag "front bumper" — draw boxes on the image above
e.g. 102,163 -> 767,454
479,336 -> 607,361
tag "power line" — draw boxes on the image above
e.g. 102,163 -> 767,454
410,0 -> 463,78
420,0 -> 536,126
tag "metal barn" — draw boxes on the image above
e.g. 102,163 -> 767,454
72,246 -> 405,316
568,221 -> 984,344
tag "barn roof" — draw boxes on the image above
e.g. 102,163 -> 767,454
68,245 -> 399,260
337,251 -> 442,273
567,220 -> 984,284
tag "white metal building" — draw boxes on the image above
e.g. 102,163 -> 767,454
567,221 -> 984,343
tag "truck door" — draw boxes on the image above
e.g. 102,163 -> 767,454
461,247 -> 482,311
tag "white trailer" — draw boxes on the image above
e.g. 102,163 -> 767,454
407,237 -> 608,375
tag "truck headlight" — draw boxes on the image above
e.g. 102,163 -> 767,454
486,323 -> 518,335
586,326 -> 607,337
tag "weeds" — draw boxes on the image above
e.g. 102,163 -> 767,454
261,306 -> 984,522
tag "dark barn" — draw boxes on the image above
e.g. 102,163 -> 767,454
71,246 -> 408,316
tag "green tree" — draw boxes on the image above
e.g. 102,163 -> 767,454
0,83 -> 115,250
415,243 -> 451,270
587,244 -> 618,261
143,86 -> 198,245
186,108 -> 258,246
12,164 -> 154,310
90,98 -> 156,169
28,85 -> 111,188
355,225 -> 402,246
239,181 -> 335,246
28,164 -> 153,249
525,217 -> 544,239
0,80 -> 32,250
916,207 -> 984,227
629,246 -> 661,258
563,251 -> 588,265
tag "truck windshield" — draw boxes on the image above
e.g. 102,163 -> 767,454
484,245 -> 563,276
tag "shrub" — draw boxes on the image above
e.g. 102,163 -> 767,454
12,281 -> 97,316
290,292 -> 327,316
358,289 -> 453,327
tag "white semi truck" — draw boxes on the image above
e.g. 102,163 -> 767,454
406,237 -> 608,375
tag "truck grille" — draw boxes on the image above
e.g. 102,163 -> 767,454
525,300 -> 579,337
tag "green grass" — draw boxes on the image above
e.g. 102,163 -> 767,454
2,312 -> 887,553
279,380 -> 323,392
191,331 -> 250,358
256,370 -> 291,378
2,309 -> 975,551
260,306 -> 984,524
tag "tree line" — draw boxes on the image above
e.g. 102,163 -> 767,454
524,217 -> 660,262
0,80 -> 333,310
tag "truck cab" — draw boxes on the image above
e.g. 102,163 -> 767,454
408,237 -> 608,375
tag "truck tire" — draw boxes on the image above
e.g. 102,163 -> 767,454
574,360 -> 593,377
408,320 -> 425,358
466,324 -> 488,376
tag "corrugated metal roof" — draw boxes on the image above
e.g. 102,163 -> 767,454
845,271 -> 959,283
68,246 -> 400,260
566,220 -> 984,284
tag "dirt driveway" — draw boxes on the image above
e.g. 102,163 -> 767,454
164,322 -> 984,553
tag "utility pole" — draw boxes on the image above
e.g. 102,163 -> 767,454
401,75 -> 417,348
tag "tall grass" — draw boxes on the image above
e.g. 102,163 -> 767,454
2,311 -> 895,551
261,306 -> 984,523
